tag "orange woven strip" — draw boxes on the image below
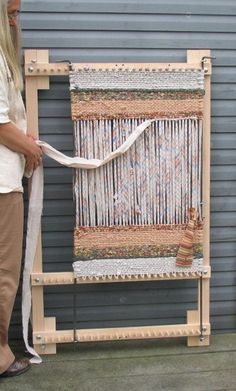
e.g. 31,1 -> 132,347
71,99 -> 204,120
71,90 -> 204,102
74,244 -> 203,260
74,224 -> 203,250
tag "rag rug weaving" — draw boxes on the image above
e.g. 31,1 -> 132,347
70,67 -> 205,277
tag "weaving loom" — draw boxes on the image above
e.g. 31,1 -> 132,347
24,50 -> 211,354
71,67 -> 205,279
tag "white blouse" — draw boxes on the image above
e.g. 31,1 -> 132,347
0,48 -> 27,193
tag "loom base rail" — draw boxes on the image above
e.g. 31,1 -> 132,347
31,270 -> 211,354
33,319 -> 210,349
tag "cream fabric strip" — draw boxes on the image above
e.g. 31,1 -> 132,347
37,119 -> 153,168
22,165 -> 43,364
22,119 -> 153,363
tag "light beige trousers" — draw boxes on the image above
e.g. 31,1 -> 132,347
0,192 -> 23,374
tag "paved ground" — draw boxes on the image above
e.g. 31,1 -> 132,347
1,334 -> 236,391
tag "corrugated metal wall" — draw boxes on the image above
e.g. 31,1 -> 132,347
11,0 -> 236,340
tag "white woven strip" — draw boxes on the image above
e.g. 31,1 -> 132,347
70,69 -> 205,91
73,257 -> 203,278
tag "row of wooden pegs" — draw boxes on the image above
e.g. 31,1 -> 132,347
32,269 -> 207,286
35,327 -> 201,345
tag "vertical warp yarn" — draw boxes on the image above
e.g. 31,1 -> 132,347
74,118 -> 202,227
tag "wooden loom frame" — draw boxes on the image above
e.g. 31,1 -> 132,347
24,49 -> 212,355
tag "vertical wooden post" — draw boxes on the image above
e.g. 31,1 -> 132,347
25,49 -> 56,354
187,50 -> 211,346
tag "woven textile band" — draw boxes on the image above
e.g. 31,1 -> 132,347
74,224 -> 203,260
70,67 -> 205,268
70,68 -> 204,120
71,97 -> 204,120
70,69 -> 205,92
73,257 -> 203,278
71,90 -> 204,102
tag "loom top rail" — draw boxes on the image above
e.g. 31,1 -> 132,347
25,60 -> 212,77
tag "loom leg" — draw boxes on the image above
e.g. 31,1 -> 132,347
34,317 -> 57,354
187,310 -> 210,347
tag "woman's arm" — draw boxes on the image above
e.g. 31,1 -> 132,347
0,121 -> 42,171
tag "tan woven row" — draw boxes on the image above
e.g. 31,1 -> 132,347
71,99 -> 204,120
74,224 -> 203,251
71,90 -> 204,102
75,223 -> 203,234
74,244 -> 203,260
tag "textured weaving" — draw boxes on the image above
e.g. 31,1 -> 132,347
71,95 -> 204,120
70,69 -> 204,92
73,257 -> 203,279
70,66 -> 205,274
70,69 -> 204,121
176,208 -> 198,267
74,223 -> 203,260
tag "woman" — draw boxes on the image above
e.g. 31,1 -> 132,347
0,0 -> 42,377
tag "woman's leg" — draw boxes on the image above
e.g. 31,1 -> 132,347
0,192 -> 23,374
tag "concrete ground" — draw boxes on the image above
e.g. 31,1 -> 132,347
1,334 -> 236,391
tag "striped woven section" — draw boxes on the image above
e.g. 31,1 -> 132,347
71,96 -> 204,120
71,90 -> 204,101
74,224 -> 203,260
70,69 -> 204,120
176,221 -> 195,266
70,69 -> 205,92
176,209 -> 198,267
71,67 -> 204,265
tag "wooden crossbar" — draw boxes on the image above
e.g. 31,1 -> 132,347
25,61 -> 212,76
31,267 -> 211,286
33,322 -> 211,346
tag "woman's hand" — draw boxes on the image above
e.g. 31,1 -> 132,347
24,135 -> 43,172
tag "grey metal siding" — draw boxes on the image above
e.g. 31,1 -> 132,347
11,0 -> 236,340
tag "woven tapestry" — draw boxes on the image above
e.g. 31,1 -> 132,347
70,67 -> 205,276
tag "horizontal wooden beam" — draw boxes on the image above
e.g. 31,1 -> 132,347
33,323 -> 210,345
25,61 -> 210,77
31,267 -> 211,286
31,272 -> 74,285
